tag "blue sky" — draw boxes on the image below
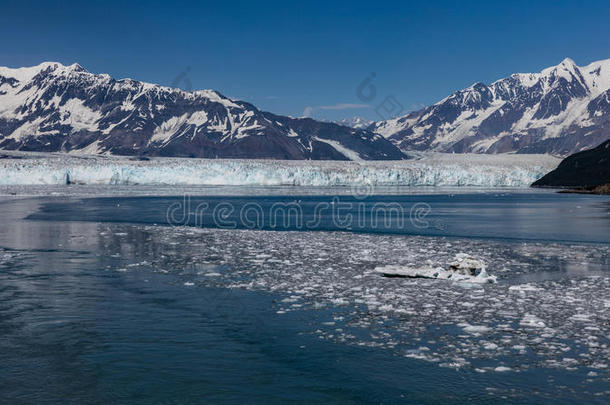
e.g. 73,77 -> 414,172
2,0 -> 610,121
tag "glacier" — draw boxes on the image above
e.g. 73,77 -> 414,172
0,151 -> 560,187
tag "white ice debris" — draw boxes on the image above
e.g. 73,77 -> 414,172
459,323 -> 492,334
520,313 -> 547,328
0,151 -> 559,187
98,226 -> 610,375
375,253 -> 497,283
509,284 -> 544,293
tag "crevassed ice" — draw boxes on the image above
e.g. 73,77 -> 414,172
0,152 -> 560,187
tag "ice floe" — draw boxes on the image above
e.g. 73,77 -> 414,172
375,253 -> 497,283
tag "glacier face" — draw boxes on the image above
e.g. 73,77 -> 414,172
370,58 -> 610,156
0,152 -> 560,187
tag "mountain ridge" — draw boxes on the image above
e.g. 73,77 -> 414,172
370,57 -> 610,156
0,62 -> 405,160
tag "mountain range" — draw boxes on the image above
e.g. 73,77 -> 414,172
1,59 -> 610,159
0,62 -> 404,160
371,58 -> 610,156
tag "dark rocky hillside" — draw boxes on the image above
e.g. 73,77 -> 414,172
532,140 -> 610,188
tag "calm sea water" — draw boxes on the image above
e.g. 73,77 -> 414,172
1,190 -> 609,404
26,192 -> 610,243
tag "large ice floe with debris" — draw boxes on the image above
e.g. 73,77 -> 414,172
0,151 -> 559,187
375,253 -> 497,283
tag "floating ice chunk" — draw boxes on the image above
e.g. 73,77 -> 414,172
458,322 -> 492,334
440,358 -> 470,369
375,265 -> 447,279
331,298 -> 349,306
375,253 -> 497,283
569,313 -> 592,322
590,363 -> 607,369
448,253 -> 485,276
472,267 -> 496,283
520,313 -> 546,328
405,351 -> 434,361
509,284 -> 544,293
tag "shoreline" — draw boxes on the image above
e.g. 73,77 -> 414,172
557,183 -> 610,195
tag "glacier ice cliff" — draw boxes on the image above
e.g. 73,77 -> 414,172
0,152 -> 560,187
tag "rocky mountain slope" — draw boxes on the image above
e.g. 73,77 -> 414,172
532,139 -> 610,188
0,62 -> 405,160
371,58 -> 610,156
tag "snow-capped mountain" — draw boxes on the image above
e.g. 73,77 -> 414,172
0,62 -> 405,160
332,117 -> 374,129
371,58 -> 610,156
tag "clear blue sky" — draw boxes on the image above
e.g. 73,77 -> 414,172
2,0 -> 610,121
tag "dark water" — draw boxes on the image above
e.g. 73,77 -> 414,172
27,192 -> 610,243
1,192 -> 610,404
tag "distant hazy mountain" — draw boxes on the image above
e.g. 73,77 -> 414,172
0,62 -> 405,160
332,117 -> 374,129
532,139 -> 610,188
370,58 -> 610,156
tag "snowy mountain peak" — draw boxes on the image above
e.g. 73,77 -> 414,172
0,62 -> 94,86
0,61 -> 61,82
370,57 -> 610,156
554,57 -> 578,73
0,62 -> 405,160
332,116 -> 374,129
67,62 -> 86,72
538,57 -> 584,88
